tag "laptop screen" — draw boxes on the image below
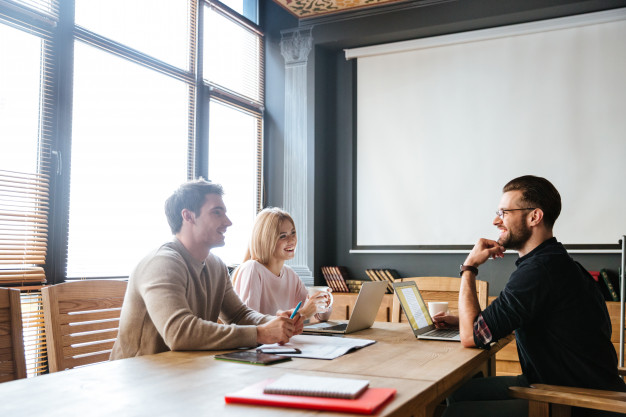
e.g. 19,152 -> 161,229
393,281 -> 434,332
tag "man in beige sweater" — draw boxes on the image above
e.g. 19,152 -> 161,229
111,180 -> 302,359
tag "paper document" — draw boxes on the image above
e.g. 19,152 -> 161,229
258,334 -> 376,360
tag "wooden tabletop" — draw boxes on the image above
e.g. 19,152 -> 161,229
0,322 -> 512,417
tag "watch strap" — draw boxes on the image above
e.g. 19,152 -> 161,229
460,264 -> 479,276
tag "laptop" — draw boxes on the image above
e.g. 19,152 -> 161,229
302,281 -> 388,335
393,281 -> 460,341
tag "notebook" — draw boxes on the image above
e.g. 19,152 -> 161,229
225,379 -> 396,415
393,281 -> 461,341
303,281 -> 388,334
263,373 -> 369,399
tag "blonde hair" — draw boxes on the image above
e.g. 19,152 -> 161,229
232,207 -> 295,285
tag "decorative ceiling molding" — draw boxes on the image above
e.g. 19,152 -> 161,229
272,0 -> 409,19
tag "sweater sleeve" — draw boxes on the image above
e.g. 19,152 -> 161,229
136,254 -> 268,351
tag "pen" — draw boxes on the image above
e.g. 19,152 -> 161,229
290,301 -> 302,319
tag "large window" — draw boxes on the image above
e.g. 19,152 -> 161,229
1,1 -> 264,280
0,0 -> 263,379
0,7 -> 55,287
208,99 -> 262,264
67,43 -> 189,278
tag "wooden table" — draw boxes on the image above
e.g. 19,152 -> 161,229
0,322 -> 512,417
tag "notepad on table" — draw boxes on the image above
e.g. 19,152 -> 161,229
263,373 -> 369,399
225,379 -> 396,415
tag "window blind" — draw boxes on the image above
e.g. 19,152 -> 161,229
204,1 -> 264,106
21,289 -> 47,377
0,2 -> 56,285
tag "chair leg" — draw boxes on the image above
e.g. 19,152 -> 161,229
528,400 -> 550,417
528,401 -> 572,417
552,404 -> 572,417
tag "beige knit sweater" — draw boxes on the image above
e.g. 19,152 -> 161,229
110,239 -> 271,360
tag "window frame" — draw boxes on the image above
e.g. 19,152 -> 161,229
0,0 -> 265,282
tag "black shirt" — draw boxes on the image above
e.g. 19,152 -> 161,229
478,237 -> 624,391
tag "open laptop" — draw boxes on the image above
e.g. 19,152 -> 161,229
393,281 -> 460,341
303,281 -> 388,335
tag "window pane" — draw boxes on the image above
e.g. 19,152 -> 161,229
68,42 -> 189,278
204,5 -> 262,102
0,24 -> 42,174
75,0 -> 190,69
8,0 -> 58,18
218,0 -> 258,24
208,100 -> 260,266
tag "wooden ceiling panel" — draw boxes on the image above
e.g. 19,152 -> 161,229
272,0 -> 408,18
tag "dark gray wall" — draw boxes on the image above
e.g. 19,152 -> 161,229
262,0 -> 626,295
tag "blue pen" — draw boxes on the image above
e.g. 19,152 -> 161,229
290,301 -> 302,319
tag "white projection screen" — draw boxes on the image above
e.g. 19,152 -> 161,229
346,9 -> 626,251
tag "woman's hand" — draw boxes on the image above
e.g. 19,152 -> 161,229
301,291 -> 330,318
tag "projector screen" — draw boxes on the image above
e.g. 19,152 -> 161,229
346,9 -> 626,250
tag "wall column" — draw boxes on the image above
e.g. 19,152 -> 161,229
280,28 -> 313,285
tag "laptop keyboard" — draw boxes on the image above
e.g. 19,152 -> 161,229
425,328 -> 459,338
316,323 -> 347,331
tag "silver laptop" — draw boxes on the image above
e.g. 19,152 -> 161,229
393,281 -> 460,341
302,281 -> 388,334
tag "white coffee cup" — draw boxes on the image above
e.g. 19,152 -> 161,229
307,286 -> 333,313
428,301 -> 449,317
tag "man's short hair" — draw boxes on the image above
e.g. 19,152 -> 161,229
164,179 -> 224,234
503,175 -> 561,229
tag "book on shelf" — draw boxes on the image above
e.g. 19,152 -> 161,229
344,279 -> 366,293
262,373 -> 369,399
600,269 -> 620,301
321,266 -> 350,292
335,266 -> 351,292
225,379 -> 396,415
364,269 -> 379,283
364,269 -> 400,294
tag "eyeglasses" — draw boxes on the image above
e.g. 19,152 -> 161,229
495,208 -> 536,219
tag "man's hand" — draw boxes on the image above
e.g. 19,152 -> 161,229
432,312 -> 459,329
277,309 -> 304,335
464,238 -> 505,267
256,316 -> 295,345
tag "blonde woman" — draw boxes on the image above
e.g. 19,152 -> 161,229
232,208 -> 331,321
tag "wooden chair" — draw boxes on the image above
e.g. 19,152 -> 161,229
391,276 -> 489,322
0,288 -> 27,382
42,280 -> 127,372
509,369 -> 626,417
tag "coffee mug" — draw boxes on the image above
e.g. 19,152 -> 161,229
428,301 -> 449,317
307,286 -> 333,313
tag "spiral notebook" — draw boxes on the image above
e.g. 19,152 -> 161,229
225,379 -> 396,415
263,373 -> 369,399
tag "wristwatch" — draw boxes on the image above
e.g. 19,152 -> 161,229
459,264 -> 479,276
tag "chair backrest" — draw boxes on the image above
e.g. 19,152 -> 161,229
391,276 -> 489,322
42,280 -> 127,372
0,288 -> 27,382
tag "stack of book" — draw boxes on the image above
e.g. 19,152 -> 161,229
364,269 -> 401,294
321,266 -> 350,292
596,269 -> 620,301
345,279 -> 367,293
225,373 -> 396,414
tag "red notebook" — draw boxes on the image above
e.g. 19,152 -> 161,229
225,379 -> 396,414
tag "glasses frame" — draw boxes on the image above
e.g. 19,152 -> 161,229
495,208 -> 537,219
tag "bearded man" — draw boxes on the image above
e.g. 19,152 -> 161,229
436,175 -> 624,417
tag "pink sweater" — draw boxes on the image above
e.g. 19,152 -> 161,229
233,260 -> 331,321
